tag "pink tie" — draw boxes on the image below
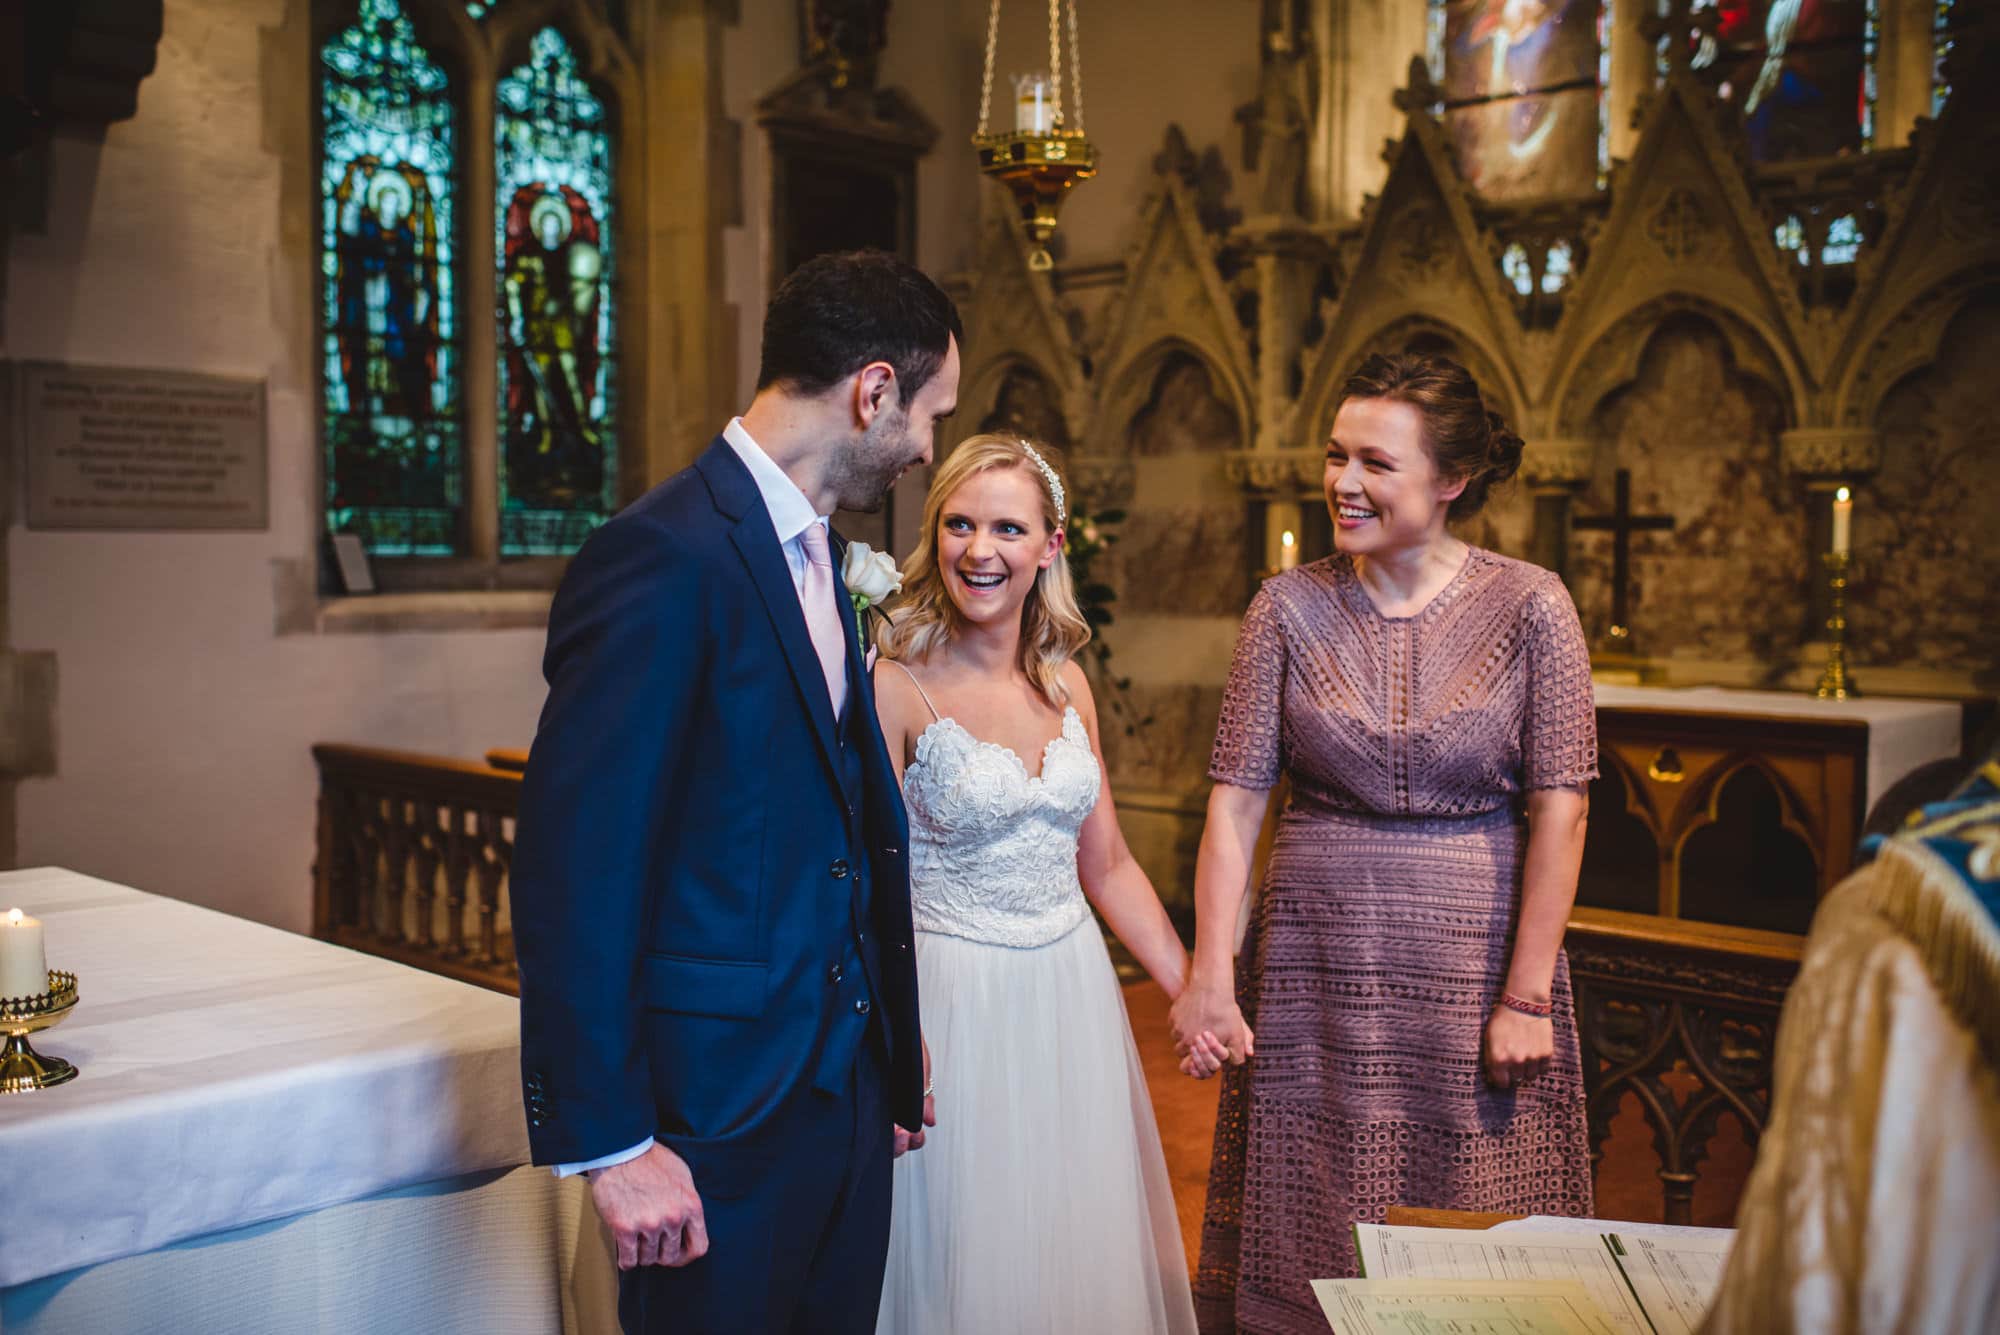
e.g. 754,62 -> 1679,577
798,522 -> 847,720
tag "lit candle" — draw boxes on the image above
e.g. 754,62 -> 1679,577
1831,486 -> 1852,556
1013,72 -> 1053,134
0,908 -> 48,1000
1279,529 -> 1298,571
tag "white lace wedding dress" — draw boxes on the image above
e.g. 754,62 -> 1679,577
875,681 -> 1197,1334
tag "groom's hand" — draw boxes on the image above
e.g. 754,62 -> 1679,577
893,1035 -> 937,1157
589,1144 -> 707,1270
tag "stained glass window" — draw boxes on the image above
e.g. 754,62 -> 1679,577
1542,239 -> 1575,293
495,28 -> 618,557
1931,0 -> 1982,116
1773,211 -> 1863,266
1503,242 -> 1535,296
1689,0 -> 1878,161
465,2 -> 498,17
1428,0 -> 1609,201
320,0 -> 462,557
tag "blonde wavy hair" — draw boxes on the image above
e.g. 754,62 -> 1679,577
878,433 -> 1091,707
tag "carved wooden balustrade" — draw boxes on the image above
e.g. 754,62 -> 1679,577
312,743 -> 524,995
1567,907 -> 1802,1225
311,744 -> 1805,1221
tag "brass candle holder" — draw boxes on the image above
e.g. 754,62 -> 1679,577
1,970 -> 80,1093
1814,551 -> 1858,700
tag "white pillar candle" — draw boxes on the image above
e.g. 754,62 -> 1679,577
1013,72 -> 1053,134
0,908 -> 48,999
1831,486 -> 1853,556
1279,529 -> 1299,570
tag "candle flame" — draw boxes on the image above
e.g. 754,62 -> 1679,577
5,909 -> 19,925
1281,530 -> 1296,548
1835,486 -> 1851,502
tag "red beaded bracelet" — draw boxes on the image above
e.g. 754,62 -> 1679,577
1498,992 -> 1554,1018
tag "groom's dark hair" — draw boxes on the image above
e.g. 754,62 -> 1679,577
757,250 -> 963,408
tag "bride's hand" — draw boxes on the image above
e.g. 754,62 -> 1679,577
1179,1030 -> 1229,1079
1171,980 -> 1254,1072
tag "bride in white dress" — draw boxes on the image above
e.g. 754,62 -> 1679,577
872,433 -> 1222,1335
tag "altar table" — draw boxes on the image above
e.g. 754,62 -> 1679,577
1585,685 -> 1964,929
0,867 -> 618,1335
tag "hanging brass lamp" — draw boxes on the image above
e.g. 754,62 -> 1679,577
973,0 -> 1097,271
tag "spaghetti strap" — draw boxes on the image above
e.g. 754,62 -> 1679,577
888,659 -> 943,723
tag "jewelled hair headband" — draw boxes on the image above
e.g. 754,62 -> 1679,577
1017,440 -> 1066,525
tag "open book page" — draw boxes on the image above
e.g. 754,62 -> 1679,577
1491,1216 -> 1736,1247
1352,1224 -> 1649,1335
1604,1232 -> 1736,1335
1310,1279 -> 1617,1335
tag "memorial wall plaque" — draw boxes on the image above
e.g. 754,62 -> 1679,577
19,362 -> 268,531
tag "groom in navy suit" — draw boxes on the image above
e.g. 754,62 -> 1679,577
512,251 -> 960,1333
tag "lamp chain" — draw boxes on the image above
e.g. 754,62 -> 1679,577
1048,0 -> 1065,127
1066,0 -> 1084,133
978,0 -> 1002,136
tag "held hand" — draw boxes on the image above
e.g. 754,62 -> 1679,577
894,1035 -> 937,1157
589,1144 -> 707,1271
1171,981 -> 1254,1070
1483,1005 -> 1555,1090
1178,1029 -> 1230,1079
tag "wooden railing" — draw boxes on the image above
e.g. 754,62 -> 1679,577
311,743 -> 524,995
310,744 -> 1804,1220
1566,907 -> 1800,1224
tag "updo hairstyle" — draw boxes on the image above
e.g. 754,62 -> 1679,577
1337,352 -> 1524,522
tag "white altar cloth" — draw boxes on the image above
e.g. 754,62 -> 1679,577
0,866 -> 618,1334
1592,684 -> 1963,813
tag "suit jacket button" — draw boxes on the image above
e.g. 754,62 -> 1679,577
854,998 -> 871,1015
830,859 -> 850,879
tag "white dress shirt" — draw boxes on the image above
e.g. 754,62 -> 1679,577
553,418 -> 831,1179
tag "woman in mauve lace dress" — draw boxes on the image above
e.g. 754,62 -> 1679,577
1171,353 -> 1598,1334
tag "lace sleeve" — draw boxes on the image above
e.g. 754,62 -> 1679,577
1208,583 -> 1288,791
1521,573 -> 1598,790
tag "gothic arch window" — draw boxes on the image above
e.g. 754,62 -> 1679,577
320,0 -> 464,555
316,0 -> 631,582
495,27 -> 619,556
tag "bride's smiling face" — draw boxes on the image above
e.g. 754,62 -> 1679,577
936,466 -> 1062,629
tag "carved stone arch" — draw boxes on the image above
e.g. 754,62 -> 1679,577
1546,72 -> 1814,399
954,208 -> 1088,453
1835,267 -> 2000,429
962,354 -> 1077,451
1553,295 -> 1802,438
1090,178 -> 1255,453
1299,312 -> 1529,445
1092,337 -> 1249,458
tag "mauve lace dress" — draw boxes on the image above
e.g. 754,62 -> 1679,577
1194,548 -> 1598,1335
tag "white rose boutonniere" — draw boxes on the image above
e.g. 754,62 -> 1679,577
840,540 -> 903,654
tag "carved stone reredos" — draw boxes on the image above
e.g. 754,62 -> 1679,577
958,32 -> 1994,520
1087,171 -> 1256,456
955,202 -> 1091,453
1292,100 -> 1526,446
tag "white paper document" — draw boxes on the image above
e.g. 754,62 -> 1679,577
1604,1232 -> 1736,1335
1353,1225 -> 1648,1335
1490,1216 -> 1735,1247
1311,1279 -> 1617,1335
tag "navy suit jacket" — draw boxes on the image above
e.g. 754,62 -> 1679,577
512,437 -> 923,1185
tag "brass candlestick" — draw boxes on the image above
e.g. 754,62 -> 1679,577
1,970 -> 80,1093
1814,552 -> 1858,700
